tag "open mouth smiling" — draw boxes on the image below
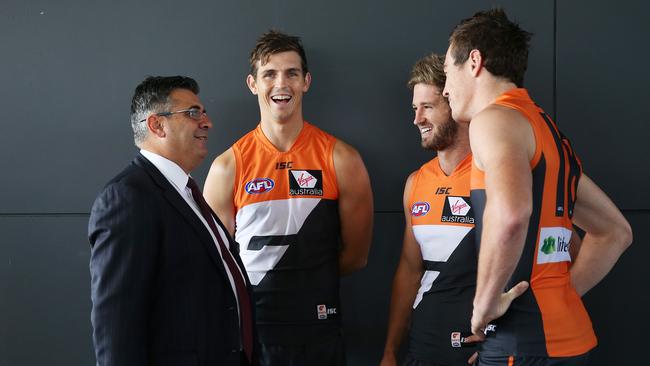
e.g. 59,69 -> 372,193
271,94 -> 292,104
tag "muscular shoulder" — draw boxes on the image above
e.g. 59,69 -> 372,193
333,138 -> 368,180
470,105 -> 535,169
471,104 -> 529,132
332,138 -> 371,196
205,148 -> 236,202
333,138 -> 362,162
403,170 -> 418,200
405,170 -> 418,187
204,148 -> 237,232
208,148 -> 236,176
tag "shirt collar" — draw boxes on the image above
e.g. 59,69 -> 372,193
140,149 -> 190,191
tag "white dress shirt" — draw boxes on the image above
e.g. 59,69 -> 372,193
140,149 -> 244,312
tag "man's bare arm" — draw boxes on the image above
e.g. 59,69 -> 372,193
204,148 -> 237,236
380,173 -> 422,366
570,174 -> 632,296
469,107 -> 534,335
333,139 -> 374,275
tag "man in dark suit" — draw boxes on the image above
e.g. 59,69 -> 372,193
89,76 -> 256,366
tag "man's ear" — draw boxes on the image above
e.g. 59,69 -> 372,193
469,49 -> 483,77
146,114 -> 165,138
302,72 -> 312,93
246,74 -> 258,95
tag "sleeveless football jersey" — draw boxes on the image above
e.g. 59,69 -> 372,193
406,154 -> 477,364
232,122 -> 341,343
471,88 -> 596,357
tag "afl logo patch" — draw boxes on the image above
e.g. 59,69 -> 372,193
245,178 -> 275,194
411,202 -> 430,216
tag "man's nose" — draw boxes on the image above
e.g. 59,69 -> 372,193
414,108 -> 424,125
200,114 -> 212,129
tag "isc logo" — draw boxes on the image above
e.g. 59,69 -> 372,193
245,178 -> 275,194
411,202 -> 430,217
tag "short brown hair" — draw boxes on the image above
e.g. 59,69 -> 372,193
449,8 -> 532,87
407,53 -> 446,91
249,30 -> 308,77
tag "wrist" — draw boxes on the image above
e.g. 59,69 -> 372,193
473,292 -> 497,315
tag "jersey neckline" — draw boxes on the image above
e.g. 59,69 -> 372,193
254,121 -> 313,154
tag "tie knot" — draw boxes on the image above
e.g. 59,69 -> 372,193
186,177 -> 205,206
187,177 -> 201,194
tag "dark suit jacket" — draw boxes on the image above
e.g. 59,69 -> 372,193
89,153 -> 256,366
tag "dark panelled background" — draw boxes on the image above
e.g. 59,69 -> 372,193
1,0 -> 646,364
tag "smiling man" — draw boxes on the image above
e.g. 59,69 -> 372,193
89,76 -> 256,365
380,53 -> 526,366
380,53 -> 478,366
204,30 -> 373,366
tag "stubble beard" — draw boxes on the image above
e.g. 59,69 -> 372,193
421,117 -> 458,151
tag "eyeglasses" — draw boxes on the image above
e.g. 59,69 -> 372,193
140,108 -> 207,122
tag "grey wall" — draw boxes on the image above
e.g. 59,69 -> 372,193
1,0 -> 647,365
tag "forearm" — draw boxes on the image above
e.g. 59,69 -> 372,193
474,213 -> 528,312
570,232 -> 630,296
339,242 -> 370,275
333,140 -> 374,276
383,264 -> 421,356
570,174 -> 633,296
338,215 -> 372,275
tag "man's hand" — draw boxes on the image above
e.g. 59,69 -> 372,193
379,353 -> 397,366
467,351 -> 478,365
471,281 -> 529,337
461,334 -> 483,345
458,334 -> 483,364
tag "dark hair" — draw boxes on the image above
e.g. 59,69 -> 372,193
407,53 -> 446,91
130,76 -> 199,145
249,30 -> 308,77
449,8 -> 532,87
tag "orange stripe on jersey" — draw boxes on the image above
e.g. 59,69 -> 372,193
232,122 -> 338,211
471,88 -> 595,357
408,155 -> 473,228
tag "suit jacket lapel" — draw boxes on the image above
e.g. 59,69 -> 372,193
133,154 -> 228,277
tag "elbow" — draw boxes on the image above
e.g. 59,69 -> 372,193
349,256 -> 369,272
607,215 -> 633,251
356,256 -> 369,270
340,256 -> 368,276
500,205 -> 532,238
619,220 -> 633,250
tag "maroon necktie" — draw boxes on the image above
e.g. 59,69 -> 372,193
187,177 -> 253,363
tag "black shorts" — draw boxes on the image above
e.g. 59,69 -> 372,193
258,334 -> 346,366
477,350 -> 592,366
402,352 -> 477,366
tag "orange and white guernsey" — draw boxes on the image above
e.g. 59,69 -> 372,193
232,121 -> 342,343
471,88 -> 596,357
406,154 -> 477,365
